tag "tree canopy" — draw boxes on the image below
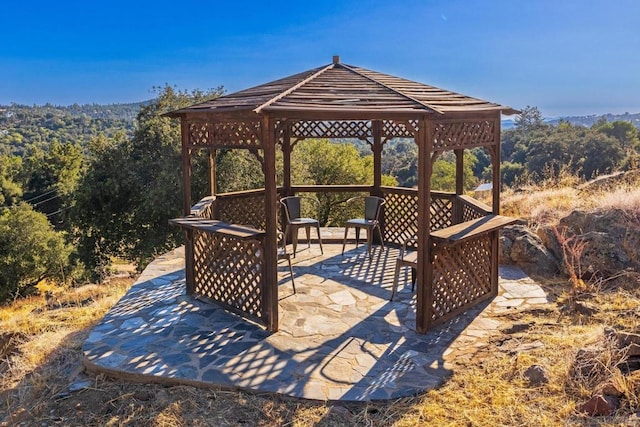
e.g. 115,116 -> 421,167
0,203 -> 72,301
72,86 -> 224,276
2,92 -> 639,302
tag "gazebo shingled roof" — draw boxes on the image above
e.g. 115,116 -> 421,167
167,59 -> 517,117
168,56 -> 518,334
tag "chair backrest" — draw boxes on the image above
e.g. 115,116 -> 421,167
280,196 -> 301,222
365,196 -> 384,220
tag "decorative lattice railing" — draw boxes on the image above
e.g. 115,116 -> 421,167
430,233 -> 493,326
192,227 -> 265,323
458,195 -> 492,222
213,189 -> 267,229
181,186 -> 507,333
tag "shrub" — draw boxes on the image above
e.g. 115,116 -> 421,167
0,203 -> 72,302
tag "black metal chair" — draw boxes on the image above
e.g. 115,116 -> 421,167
341,196 -> 385,259
277,231 -> 296,293
391,237 -> 417,300
280,196 -> 324,257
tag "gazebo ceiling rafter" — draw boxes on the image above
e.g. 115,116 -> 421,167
167,56 -> 517,120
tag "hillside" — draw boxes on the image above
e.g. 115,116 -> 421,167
1,175 -> 640,425
0,103 -> 141,155
502,111 -> 640,130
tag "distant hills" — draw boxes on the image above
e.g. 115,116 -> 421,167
502,112 -> 640,130
3,101 -> 639,131
0,102 -> 147,123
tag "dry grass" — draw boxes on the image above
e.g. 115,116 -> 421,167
2,275 -> 640,426
2,174 -> 640,426
502,172 -> 640,226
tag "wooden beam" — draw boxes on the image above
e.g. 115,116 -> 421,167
455,149 -> 464,196
372,120 -> 383,195
181,117 -> 192,216
454,148 -> 464,223
491,115 -> 502,296
209,149 -> 217,196
416,117 -> 433,334
261,114 -> 279,332
180,117 -> 195,295
492,116 -> 501,215
282,124 -> 292,196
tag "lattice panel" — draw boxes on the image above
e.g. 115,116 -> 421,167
382,190 -> 456,246
188,120 -> 262,148
432,120 -> 496,150
193,230 -> 264,320
462,203 -> 487,222
430,196 -> 454,231
382,120 -> 418,138
290,120 -> 371,139
215,195 -> 266,230
430,234 -> 492,324
382,190 -> 418,246
191,197 -> 215,219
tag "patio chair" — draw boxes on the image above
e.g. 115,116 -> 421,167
391,237 -> 417,301
341,196 -> 385,259
277,231 -> 296,293
280,196 -> 324,257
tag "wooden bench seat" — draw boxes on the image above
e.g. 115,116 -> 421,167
430,214 -> 517,246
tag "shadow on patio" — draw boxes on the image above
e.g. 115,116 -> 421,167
82,241 -> 547,402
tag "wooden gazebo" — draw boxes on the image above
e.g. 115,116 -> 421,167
167,56 -> 517,334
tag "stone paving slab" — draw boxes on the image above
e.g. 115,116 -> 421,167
83,243 -> 548,402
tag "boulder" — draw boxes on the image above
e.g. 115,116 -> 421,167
502,225 -> 559,277
552,208 -> 640,278
499,235 -> 513,264
524,364 -> 550,386
578,394 -> 619,416
536,226 -> 563,261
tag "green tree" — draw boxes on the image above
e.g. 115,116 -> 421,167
216,149 -> 266,193
382,139 -> 417,187
0,203 -> 72,301
0,155 -> 22,207
500,161 -> 527,187
72,86 -> 223,277
292,139 -> 397,225
514,105 -> 545,133
576,131 -> 623,179
593,120 -> 639,152
19,140 -> 82,228
430,151 -> 478,192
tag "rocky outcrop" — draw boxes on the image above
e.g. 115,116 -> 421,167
547,209 -> 639,278
500,225 -> 559,277
502,207 -> 639,279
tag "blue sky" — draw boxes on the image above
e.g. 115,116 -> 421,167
1,0 -> 638,117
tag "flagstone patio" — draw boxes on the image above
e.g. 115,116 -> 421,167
82,241 -> 548,402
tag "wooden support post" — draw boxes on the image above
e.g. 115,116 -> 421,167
490,115 -> 502,295
209,149 -> 217,196
180,117 -> 195,294
262,115 -> 279,332
282,124 -> 292,196
282,125 -> 292,242
454,148 -> 464,223
184,230 -> 195,295
492,117 -> 501,215
181,117 -> 192,216
372,120 -> 384,243
455,149 -> 464,196
372,120 -> 383,197
416,117 -> 433,334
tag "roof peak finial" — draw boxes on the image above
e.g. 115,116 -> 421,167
332,55 -> 340,64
